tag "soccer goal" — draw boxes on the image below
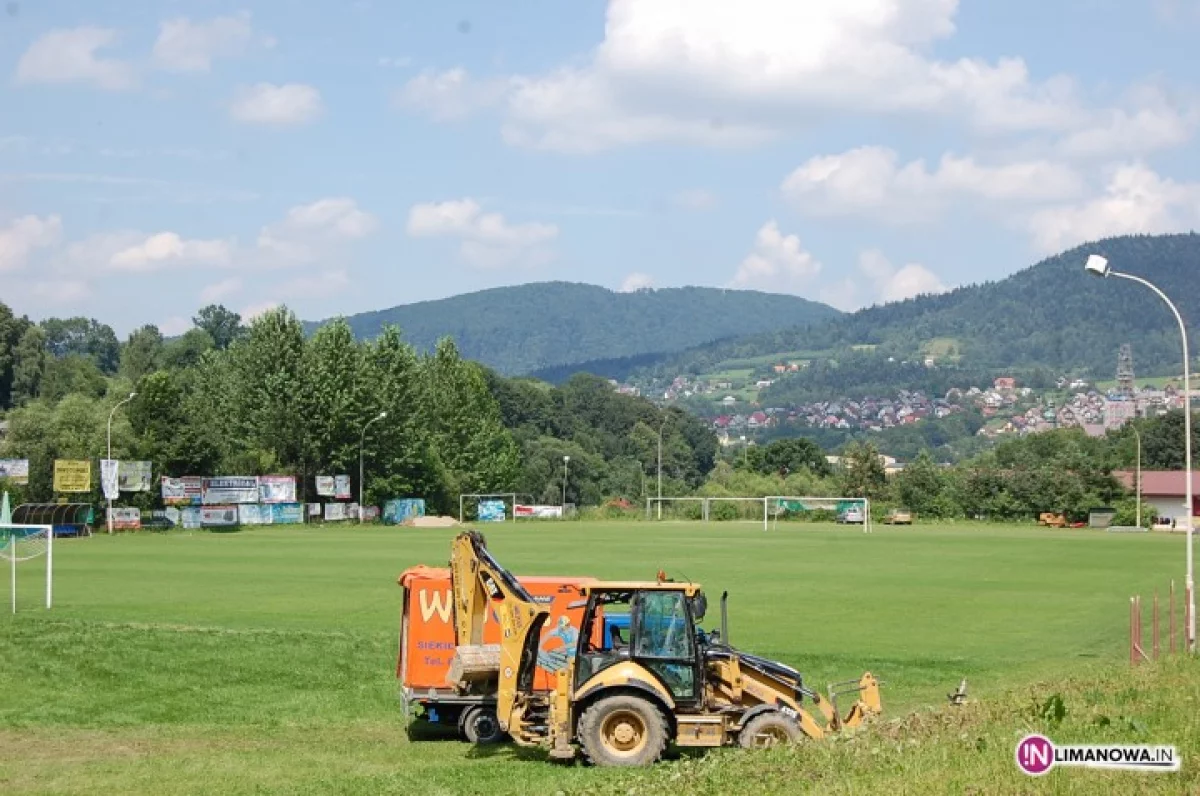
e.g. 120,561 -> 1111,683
645,497 -> 707,521
645,497 -> 768,524
768,497 -> 873,533
1,524 -> 53,613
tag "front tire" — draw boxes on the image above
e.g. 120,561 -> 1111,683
460,706 -> 505,745
577,694 -> 669,766
738,712 -> 804,749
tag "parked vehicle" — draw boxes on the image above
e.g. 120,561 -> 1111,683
884,508 -> 913,525
837,506 -> 865,524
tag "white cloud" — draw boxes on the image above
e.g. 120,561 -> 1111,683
407,198 -> 558,268
158,316 -> 192,336
109,232 -> 232,272
671,189 -> 718,211
1057,86 -> 1199,160
820,250 -> 947,310
283,269 -> 351,299
153,12 -> 256,72
489,0 -> 1082,152
200,277 -> 242,303
0,215 -> 63,272
395,68 -> 510,121
230,83 -> 323,126
32,279 -> 89,304
781,146 -> 1085,221
15,27 -> 137,90
256,197 -> 378,266
1027,164 -> 1200,254
618,272 -> 654,292
241,300 -> 279,322
730,221 -> 822,292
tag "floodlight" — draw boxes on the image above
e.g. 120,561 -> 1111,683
1084,254 -> 1110,277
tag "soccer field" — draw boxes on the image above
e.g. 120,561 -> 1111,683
0,522 -> 1188,793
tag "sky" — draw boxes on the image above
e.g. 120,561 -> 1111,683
4,0 -> 1200,337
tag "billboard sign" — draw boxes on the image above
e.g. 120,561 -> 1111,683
100,459 -> 119,500
0,459 -> 29,484
54,459 -> 91,493
108,507 -> 142,530
202,476 -> 259,505
270,503 -> 304,525
118,461 -> 153,492
324,502 -> 347,521
162,476 -> 203,505
515,504 -> 564,519
238,504 -> 272,525
258,475 -> 296,504
315,476 -> 335,496
334,475 -> 351,499
477,500 -> 506,522
200,506 -> 239,526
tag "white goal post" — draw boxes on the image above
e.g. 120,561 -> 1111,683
768,496 -> 873,533
1,524 -> 53,613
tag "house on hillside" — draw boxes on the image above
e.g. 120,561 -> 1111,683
1114,471 -> 1200,527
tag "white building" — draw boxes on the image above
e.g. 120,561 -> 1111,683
1115,471 -> 1200,528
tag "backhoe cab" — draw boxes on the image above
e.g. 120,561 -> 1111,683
445,530 -> 881,766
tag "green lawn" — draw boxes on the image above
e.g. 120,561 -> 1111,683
0,522 -> 1193,793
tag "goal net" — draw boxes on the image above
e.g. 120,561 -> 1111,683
645,497 -> 768,525
1,524 -> 53,613
768,497 -> 873,533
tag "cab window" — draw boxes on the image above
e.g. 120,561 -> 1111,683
633,591 -> 694,660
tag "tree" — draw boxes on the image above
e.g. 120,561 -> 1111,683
161,328 -> 215,371
193,305 -> 243,350
119,324 -> 164,382
39,354 -> 108,401
40,317 -> 120,373
10,324 -> 46,406
894,450 -> 944,516
0,302 -> 30,409
841,440 -> 887,499
742,437 -> 832,477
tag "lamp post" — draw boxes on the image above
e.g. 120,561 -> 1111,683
359,411 -> 387,524
1086,254 -> 1193,651
106,391 -> 136,535
562,455 -> 570,512
1131,424 -> 1142,529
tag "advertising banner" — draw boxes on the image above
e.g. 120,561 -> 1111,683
181,507 -> 202,529
107,507 -> 142,530
324,502 -> 347,521
100,459 -> 120,501
238,504 -> 272,525
202,476 -> 259,505
477,500 -> 506,522
161,508 -> 181,527
270,503 -> 304,525
54,459 -> 91,493
383,498 -> 426,525
334,475 -> 351,499
307,502 -> 322,517
258,475 -> 296,504
514,504 -> 563,519
315,476 -> 335,496
360,506 -> 379,522
162,476 -> 203,505
0,459 -> 29,484
118,461 -> 153,492
200,506 -> 239,526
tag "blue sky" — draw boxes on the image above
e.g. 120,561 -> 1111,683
3,0 -> 1200,336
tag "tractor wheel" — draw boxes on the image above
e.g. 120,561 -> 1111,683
738,712 -> 804,749
577,694 -> 669,766
460,706 -> 505,745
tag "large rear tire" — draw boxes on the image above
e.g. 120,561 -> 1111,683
738,712 -> 804,749
460,706 -> 505,745
577,694 -> 669,766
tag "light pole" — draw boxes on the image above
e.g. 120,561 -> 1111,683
106,391 -> 136,535
1086,254 -> 1193,650
562,455 -> 570,512
359,411 -> 387,524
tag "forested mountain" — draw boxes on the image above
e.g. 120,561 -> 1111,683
634,234 -> 1200,386
304,282 -> 840,375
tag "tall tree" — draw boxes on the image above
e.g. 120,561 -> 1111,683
39,354 -> 108,401
10,324 -> 47,406
40,317 -> 120,373
0,302 -> 31,409
161,328 -> 215,371
841,440 -> 887,499
894,450 -> 945,516
193,305 -> 243,350
119,324 -> 164,383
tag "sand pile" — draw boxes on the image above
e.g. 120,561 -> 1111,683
406,515 -> 460,528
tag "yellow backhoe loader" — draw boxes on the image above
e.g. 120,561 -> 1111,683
444,529 -> 882,766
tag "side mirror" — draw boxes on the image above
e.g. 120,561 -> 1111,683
693,592 -> 708,621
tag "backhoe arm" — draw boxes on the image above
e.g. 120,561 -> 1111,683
447,530 -> 551,731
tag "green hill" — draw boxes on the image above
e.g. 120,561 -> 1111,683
305,282 -> 840,375
636,233 -> 1200,389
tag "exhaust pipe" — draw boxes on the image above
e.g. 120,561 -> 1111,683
721,590 -> 729,646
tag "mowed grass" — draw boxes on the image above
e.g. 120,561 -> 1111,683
0,522 -> 1194,794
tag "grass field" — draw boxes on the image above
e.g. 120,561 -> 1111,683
1,522 -> 1196,793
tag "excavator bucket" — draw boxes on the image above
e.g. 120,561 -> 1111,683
829,672 -> 882,730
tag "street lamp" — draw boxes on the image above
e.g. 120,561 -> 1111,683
106,391 -> 136,535
359,411 -> 387,524
1086,253 -> 1193,650
657,421 -> 666,520
1131,424 -> 1142,529
562,455 -> 570,512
